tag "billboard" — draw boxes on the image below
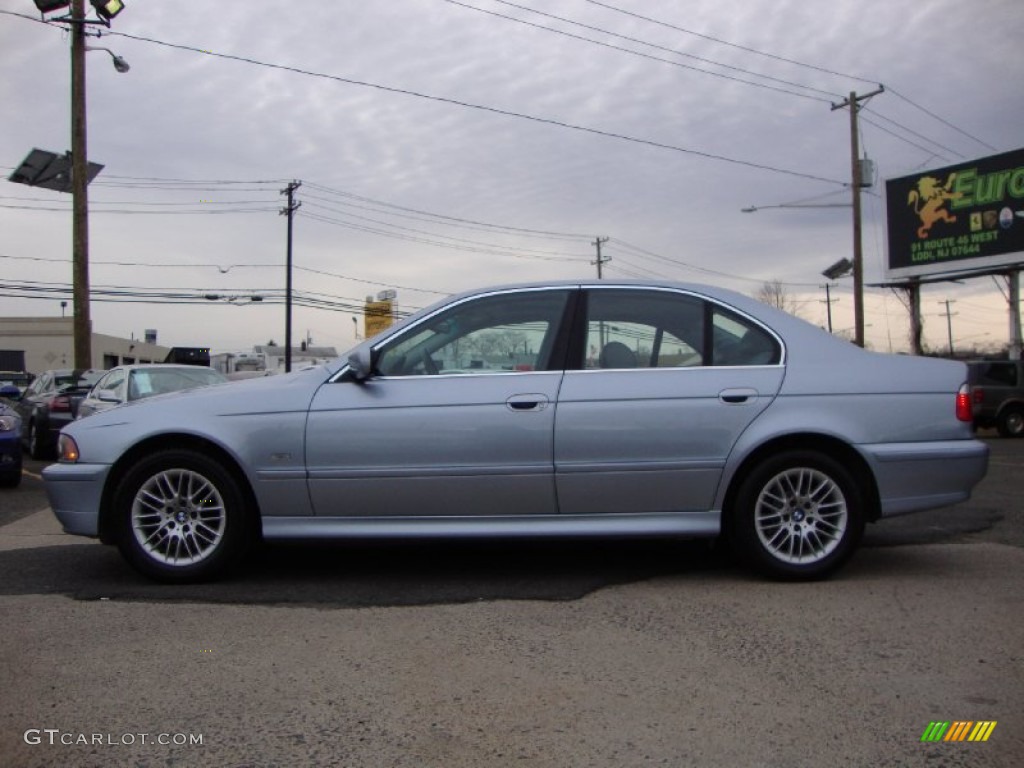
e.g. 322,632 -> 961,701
886,148 -> 1024,279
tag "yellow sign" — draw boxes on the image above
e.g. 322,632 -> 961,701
364,300 -> 393,337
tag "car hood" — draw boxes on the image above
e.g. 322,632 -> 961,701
64,365 -> 330,437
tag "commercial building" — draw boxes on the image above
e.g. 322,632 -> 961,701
0,317 -> 170,374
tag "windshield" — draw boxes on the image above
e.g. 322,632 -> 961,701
128,368 -> 226,400
55,370 -> 104,391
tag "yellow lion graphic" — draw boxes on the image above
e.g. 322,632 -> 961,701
907,173 -> 961,239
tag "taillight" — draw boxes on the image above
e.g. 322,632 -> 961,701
956,384 -> 973,422
48,395 -> 72,412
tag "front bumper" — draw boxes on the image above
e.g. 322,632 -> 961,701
860,439 -> 990,517
42,461 -> 112,537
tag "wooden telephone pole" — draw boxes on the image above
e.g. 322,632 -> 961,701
832,86 -> 884,348
592,236 -> 610,279
280,180 -> 302,372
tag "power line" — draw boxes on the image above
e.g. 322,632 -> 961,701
888,88 -> 998,152
576,1 -> 996,156
300,210 -> 591,263
440,0 -> 839,102
301,200 -> 590,262
303,182 -> 589,240
88,28 -> 844,185
580,0 -> 881,85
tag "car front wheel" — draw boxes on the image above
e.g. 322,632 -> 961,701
114,449 -> 249,582
731,451 -> 865,580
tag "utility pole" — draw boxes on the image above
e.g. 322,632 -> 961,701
820,283 -> 838,333
280,180 -> 302,373
70,0 -> 91,369
832,86 -> 884,348
938,299 -> 957,356
1009,270 -> 1022,360
592,236 -> 610,279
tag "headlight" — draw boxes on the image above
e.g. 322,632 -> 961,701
0,416 -> 15,432
58,434 -> 80,463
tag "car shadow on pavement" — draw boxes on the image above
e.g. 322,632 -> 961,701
0,538 -> 735,607
863,506 -> 1002,547
0,503 -> 1004,607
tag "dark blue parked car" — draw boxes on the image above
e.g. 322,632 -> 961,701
0,385 -> 23,488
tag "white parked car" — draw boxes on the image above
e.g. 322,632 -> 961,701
77,364 -> 226,419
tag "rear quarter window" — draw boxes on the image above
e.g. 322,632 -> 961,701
970,362 -> 1019,387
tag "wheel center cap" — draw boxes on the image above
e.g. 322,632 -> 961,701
792,509 -> 805,523
175,510 -> 188,524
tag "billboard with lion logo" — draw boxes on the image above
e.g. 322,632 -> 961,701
886,148 -> 1024,279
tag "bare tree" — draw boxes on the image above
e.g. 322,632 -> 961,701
756,280 -> 803,318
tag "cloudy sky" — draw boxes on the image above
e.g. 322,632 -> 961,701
1,0 -> 1022,355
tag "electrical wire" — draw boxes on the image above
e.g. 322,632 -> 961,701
440,0 -> 839,102
87,29 -> 845,185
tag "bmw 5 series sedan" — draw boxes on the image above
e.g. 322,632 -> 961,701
43,281 -> 989,582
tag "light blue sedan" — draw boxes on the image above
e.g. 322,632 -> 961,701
43,281 -> 989,582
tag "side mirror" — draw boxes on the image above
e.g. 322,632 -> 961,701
346,347 -> 375,382
97,389 -> 120,403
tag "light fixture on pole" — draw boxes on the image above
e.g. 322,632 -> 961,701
33,0 -> 71,13
90,0 -> 125,22
85,45 -> 130,72
821,258 -> 854,281
741,203 -> 851,213
23,0 -> 130,368
820,258 -> 854,337
33,0 -> 126,24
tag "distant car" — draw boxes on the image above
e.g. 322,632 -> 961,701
17,369 -> 104,459
77,365 -> 227,420
43,281 -> 989,583
967,359 -> 1024,437
0,396 -> 22,487
0,371 -> 33,396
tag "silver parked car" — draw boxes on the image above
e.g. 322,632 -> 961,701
43,281 -> 988,582
77,364 -> 227,420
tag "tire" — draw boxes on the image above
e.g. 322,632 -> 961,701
996,407 -> 1024,438
113,449 -> 250,582
0,469 -> 21,488
27,422 -> 52,461
730,451 -> 865,580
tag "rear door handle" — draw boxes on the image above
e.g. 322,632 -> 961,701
506,394 -> 549,412
719,388 -> 758,404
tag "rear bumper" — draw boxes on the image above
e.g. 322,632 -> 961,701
42,462 -> 111,536
860,439 -> 989,517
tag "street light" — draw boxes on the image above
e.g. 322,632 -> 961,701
28,0 -> 130,368
85,45 -> 130,72
741,203 -> 851,213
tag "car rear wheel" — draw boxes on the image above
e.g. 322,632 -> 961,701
114,449 -> 249,582
731,451 -> 865,580
996,406 -> 1024,438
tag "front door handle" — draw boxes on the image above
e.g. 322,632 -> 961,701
506,394 -> 549,412
719,388 -> 758,404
